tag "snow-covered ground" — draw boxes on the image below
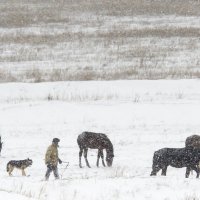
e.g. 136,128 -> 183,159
1,13 -> 200,81
0,80 -> 200,199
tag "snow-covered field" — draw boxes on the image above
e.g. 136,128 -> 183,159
1,1 -> 200,81
0,80 -> 200,200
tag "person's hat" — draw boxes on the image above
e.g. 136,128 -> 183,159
52,138 -> 60,143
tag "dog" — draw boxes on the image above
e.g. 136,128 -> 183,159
6,158 -> 33,176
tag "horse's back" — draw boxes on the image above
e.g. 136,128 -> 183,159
77,131 -> 98,147
77,131 -> 109,149
154,147 -> 186,159
78,131 -> 107,140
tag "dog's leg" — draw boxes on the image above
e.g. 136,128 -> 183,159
9,166 -> 14,176
22,169 -> 26,176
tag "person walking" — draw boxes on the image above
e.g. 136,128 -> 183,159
45,138 -> 62,180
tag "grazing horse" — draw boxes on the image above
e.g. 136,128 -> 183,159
150,147 -> 200,178
0,136 -> 2,156
77,131 -> 114,168
185,135 -> 200,148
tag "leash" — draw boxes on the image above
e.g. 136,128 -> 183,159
60,161 -> 69,179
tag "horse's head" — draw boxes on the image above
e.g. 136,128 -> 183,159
106,151 -> 114,167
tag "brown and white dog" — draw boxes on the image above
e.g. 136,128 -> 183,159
7,158 -> 33,176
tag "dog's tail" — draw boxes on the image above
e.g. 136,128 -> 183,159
6,162 -> 10,172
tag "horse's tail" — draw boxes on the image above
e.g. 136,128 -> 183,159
77,134 -> 82,147
150,150 -> 163,176
152,151 -> 160,164
152,149 -> 166,168
77,132 -> 87,147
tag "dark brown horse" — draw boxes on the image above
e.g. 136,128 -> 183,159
185,135 -> 200,148
150,147 -> 200,178
77,131 -> 114,168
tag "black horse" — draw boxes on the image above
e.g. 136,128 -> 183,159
77,131 -> 114,168
185,135 -> 200,148
0,136 -> 2,156
150,147 -> 200,178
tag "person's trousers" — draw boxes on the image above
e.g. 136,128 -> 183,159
45,164 -> 59,180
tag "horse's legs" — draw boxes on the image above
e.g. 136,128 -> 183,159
185,166 -> 191,178
196,166 -> 200,178
96,150 -> 100,167
79,148 -> 83,168
191,165 -> 200,178
84,148 -> 91,168
161,166 -> 167,176
100,150 -> 106,167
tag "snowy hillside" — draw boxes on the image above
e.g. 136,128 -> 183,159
0,0 -> 200,81
0,80 -> 200,200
